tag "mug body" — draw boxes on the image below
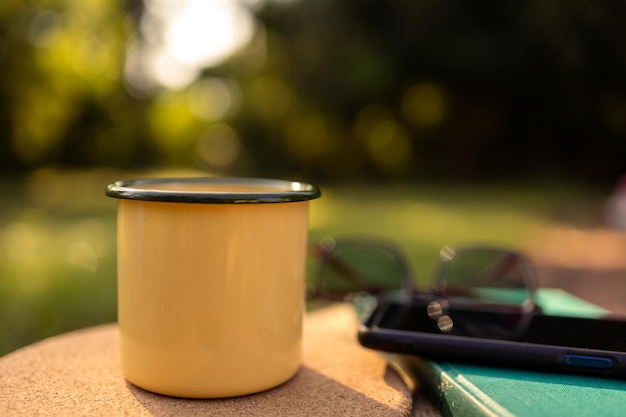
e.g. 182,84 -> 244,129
107,177 -> 320,398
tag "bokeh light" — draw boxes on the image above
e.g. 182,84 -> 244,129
188,77 -> 240,122
354,105 -> 413,174
401,82 -> 449,129
126,0 -> 256,91
283,111 -> 338,163
249,76 -> 294,121
197,123 -> 242,169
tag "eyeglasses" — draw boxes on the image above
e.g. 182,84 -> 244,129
309,236 -> 540,339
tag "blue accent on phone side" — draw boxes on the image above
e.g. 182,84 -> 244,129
562,354 -> 614,370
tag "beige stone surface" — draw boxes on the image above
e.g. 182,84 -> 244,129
0,304 -> 413,416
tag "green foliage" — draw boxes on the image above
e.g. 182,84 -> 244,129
0,0 -> 625,183
243,0 -> 626,182
0,170 -> 119,354
0,0 -> 143,169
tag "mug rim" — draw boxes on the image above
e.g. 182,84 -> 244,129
106,177 -> 321,204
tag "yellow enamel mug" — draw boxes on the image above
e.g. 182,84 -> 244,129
105,177 -> 321,398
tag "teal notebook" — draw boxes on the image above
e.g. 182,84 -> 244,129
392,289 -> 626,417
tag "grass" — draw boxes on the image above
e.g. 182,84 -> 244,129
0,170 -> 608,356
308,180 -> 604,280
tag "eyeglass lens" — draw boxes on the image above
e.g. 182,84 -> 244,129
316,239 -> 537,339
317,243 -> 406,298
436,247 -> 535,310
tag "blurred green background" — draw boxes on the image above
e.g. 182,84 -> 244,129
1,0 -> 626,355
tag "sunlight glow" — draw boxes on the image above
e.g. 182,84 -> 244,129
167,1 -> 249,67
128,0 -> 256,91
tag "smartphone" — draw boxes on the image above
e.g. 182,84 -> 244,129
358,298 -> 626,378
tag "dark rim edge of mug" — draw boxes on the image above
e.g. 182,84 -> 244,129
105,177 -> 321,204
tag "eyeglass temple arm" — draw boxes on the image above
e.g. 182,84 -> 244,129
311,240 -> 417,294
434,250 -> 537,297
471,255 -> 525,288
311,244 -> 368,287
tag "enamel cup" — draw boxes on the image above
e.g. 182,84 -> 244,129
106,177 -> 320,398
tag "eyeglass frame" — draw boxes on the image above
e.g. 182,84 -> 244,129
309,235 -> 540,314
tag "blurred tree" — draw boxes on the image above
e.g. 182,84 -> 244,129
0,0 -> 155,172
228,0 -> 626,182
0,0 -> 625,183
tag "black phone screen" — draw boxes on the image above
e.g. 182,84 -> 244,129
373,301 -> 626,352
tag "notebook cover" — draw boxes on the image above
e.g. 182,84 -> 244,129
391,289 -> 626,417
